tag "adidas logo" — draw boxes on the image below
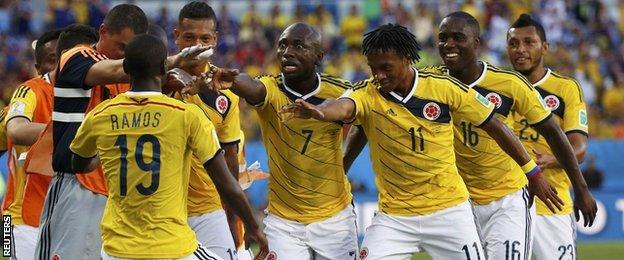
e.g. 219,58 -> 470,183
386,108 -> 397,116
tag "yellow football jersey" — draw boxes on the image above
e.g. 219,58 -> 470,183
255,73 -> 352,223
70,91 -> 221,258
424,62 -> 551,204
514,69 -> 587,215
0,107 -> 7,153
345,68 -> 495,215
175,89 -> 241,215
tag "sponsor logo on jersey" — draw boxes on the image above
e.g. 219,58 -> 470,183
475,93 -> 491,107
385,108 -> 397,116
544,95 -> 560,110
216,95 -> 229,114
580,109 -> 588,126
486,92 -> 502,109
423,102 -> 441,120
8,101 -> 26,117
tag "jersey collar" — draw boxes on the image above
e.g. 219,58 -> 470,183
280,73 -> 322,100
42,73 -> 51,84
125,91 -> 162,96
532,68 -> 552,87
388,67 -> 418,104
466,61 -> 487,88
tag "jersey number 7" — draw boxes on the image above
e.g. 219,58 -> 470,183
114,134 -> 161,196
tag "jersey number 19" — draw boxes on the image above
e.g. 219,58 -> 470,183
114,134 -> 161,196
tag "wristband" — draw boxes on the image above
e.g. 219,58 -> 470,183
521,160 -> 541,180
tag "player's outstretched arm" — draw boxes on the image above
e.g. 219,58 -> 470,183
6,118 -> 46,146
480,116 -> 564,213
203,151 -> 268,260
279,98 -> 356,122
71,153 -> 100,173
210,68 -> 267,106
343,125 -> 367,173
533,118 -> 597,227
84,46 -> 211,87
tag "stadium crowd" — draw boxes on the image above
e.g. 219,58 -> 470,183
0,0 -> 623,139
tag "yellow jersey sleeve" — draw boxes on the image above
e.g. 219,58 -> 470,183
186,105 -> 222,164
216,91 -> 241,143
342,82 -> 372,120
562,80 -> 588,134
0,107 -> 8,152
70,111 -> 97,158
7,84 -> 38,122
450,86 -> 496,127
512,80 -> 551,125
256,75 -> 279,109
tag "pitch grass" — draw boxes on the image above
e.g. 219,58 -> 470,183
247,242 -> 624,259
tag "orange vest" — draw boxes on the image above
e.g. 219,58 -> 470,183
23,46 -> 130,196
2,76 -> 53,226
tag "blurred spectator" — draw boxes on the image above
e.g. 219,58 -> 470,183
88,0 -> 107,28
0,0 -> 623,140
50,0 -> 76,29
582,155 -> 604,190
340,4 -> 366,50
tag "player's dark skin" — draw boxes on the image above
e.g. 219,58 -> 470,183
173,13 -> 244,244
70,37 -> 268,259
508,25 -> 592,222
208,22 -> 324,105
282,46 -> 565,213
7,38 -> 58,146
439,16 -> 596,226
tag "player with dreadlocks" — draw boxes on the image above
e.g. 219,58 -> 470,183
279,23 -> 563,259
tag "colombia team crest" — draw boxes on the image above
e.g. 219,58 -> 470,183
543,95 -> 560,110
485,92 -> 503,109
215,95 -> 229,114
423,102 -> 441,121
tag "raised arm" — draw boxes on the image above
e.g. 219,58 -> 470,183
280,98 -> 356,123
343,125 -> 367,173
533,118 -> 596,226
209,68 -> 267,106
479,116 -> 564,213
203,151 -> 268,260
85,46 -> 211,87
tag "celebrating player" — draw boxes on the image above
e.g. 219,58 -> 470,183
35,4 -> 208,259
1,29 -> 60,260
69,34 -> 268,260
279,23 -> 562,260
210,23 -> 358,259
171,2 -> 244,259
425,11 -> 596,259
507,14 -> 590,259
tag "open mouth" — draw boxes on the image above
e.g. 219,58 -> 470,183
514,57 -> 530,64
281,60 -> 299,73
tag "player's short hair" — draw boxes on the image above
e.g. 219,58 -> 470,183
56,24 -> 99,59
147,23 -> 168,49
178,1 -> 217,24
443,11 -> 480,36
510,13 -> 547,42
34,29 -> 62,64
123,34 -> 167,78
362,23 -> 421,64
103,4 -> 148,35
